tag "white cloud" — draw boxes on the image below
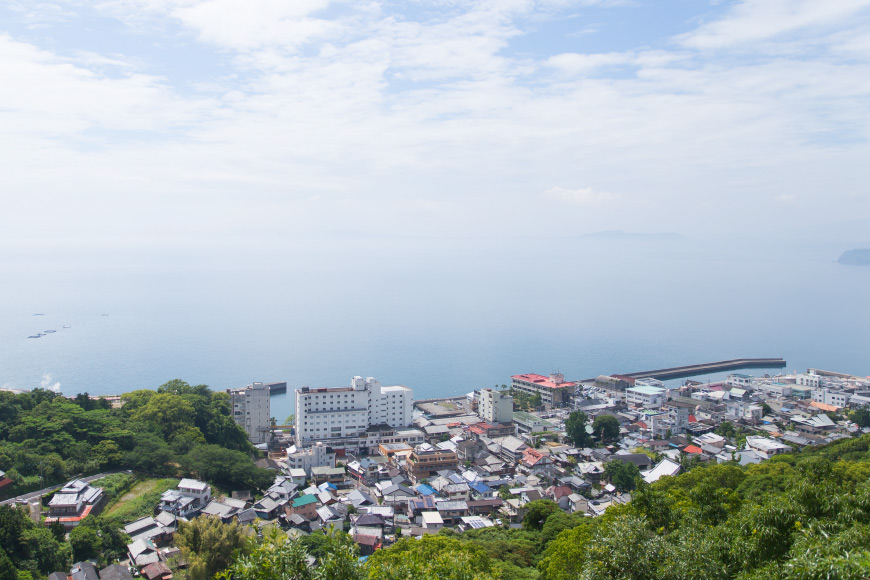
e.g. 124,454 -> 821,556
678,0 -> 870,49
546,186 -> 619,207
40,373 -> 62,392
0,0 -> 867,250
545,51 -> 633,73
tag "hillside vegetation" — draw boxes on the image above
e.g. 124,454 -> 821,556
0,381 -> 273,498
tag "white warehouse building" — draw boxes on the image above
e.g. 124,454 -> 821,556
295,376 -> 413,446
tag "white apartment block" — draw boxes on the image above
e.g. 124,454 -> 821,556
626,385 -> 667,408
795,373 -> 821,388
479,388 -> 514,424
231,382 -> 272,444
726,374 -> 754,388
285,441 -> 336,476
295,376 -> 413,446
755,382 -> 792,398
812,388 -> 851,408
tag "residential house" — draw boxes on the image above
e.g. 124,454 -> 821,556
311,466 -> 345,486
420,511 -> 444,530
71,562 -> 99,580
285,494 -> 318,520
127,539 -> 161,568
99,564 -> 134,580
46,479 -> 105,530
140,562 -> 172,580
435,500 -> 469,524
353,534 -> 381,556
253,496 -> 285,521
159,479 -> 210,518
519,448 -> 554,476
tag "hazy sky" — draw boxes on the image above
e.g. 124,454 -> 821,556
1,0 -> 869,265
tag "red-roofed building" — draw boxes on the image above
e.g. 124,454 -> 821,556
353,534 -> 381,556
519,448 -> 554,476
468,422 -> 513,439
682,445 -> 703,455
511,373 -> 576,407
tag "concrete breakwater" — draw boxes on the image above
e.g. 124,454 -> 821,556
617,357 -> 787,381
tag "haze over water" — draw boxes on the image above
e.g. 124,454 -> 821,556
2,236 -> 867,422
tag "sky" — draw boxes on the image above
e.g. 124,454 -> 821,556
1,0 -> 869,271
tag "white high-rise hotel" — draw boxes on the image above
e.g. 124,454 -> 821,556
295,376 -> 413,445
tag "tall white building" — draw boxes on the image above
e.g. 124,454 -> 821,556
295,376 -> 413,446
478,388 -> 513,424
231,382 -> 272,445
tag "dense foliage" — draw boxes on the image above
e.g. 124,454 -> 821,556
0,380 -> 273,497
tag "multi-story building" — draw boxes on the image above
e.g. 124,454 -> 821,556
406,448 -> 459,481
812,388 -> 851,408
626,385 -> 667,408
284,441 -> 336,476
295,376 -> 413,447
795,373 -> 821,388
510,373 -> 576,407
230,382 -> 272,445
726,374 -> 754,388
478,388 -> 514,424
159,479 -> 211,518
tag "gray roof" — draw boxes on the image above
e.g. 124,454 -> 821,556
72,562 -> 99,580
435,500 -> 469,511
254,497 -> 280,513
354,514 -> 385,526
236,508 -> 258,523
99,564 -> 133,580
201,501 -> 237,517
124,517 -> 158,535
381,484 -> 415,497
127,539 -> 158,560
347,490 -> 374,507
178,479 -> 209,491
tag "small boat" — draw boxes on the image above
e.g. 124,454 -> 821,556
63,325 -> 71,329
44,330 -> 56,333
27,335 -> 40,339
33,313 -> 44,316
100,313 -> 109,317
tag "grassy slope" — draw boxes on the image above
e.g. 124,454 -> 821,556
103,477 -> 180,522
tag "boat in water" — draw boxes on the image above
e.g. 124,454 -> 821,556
63,325 -> 71,328
44,330 -> 56,333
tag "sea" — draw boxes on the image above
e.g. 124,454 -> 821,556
2,235 -> 868,422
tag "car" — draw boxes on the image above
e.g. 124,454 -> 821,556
15,498 -> 28,505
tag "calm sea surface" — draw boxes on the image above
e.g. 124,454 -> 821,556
2,237 -> 867,422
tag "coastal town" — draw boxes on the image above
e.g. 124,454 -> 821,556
2,363 -> 870,579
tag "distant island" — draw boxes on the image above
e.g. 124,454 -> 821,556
837,248 -> 870,265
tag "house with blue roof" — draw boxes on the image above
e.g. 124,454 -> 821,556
469,481 -> 494,499
415,483 -> 436,496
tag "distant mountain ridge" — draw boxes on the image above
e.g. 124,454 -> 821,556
838,249 -> 870,265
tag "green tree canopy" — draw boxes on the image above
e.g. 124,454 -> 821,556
605,460 -> 641,492
592,415 -> 620,442
176,515 -> 252,580
565,411 -> 593,448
